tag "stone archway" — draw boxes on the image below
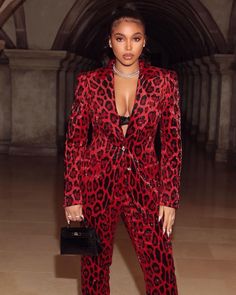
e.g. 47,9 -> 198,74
0,0 -> 25,26
0,0 -> 27,49
52,0 -> 227,64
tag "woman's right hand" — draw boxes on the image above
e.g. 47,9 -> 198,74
65,204 -> 84,223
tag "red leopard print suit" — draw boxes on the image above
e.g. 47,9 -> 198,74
64,58 -> 182,295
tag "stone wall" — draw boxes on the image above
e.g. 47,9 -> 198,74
176,54 -> 236,163
0,62 -> 11,153
0,49 -> 95,155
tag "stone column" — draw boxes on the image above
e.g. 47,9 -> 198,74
195,58 -> 211,143
214,54 -> 235,162
0,53 -> 11,153
229,61 -> 236,165
57,53 -> 75,152
204,56 -> 220,152
5,49 -> 67,156
191,62 -> 201,137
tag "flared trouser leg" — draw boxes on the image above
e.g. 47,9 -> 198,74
81,196 -> 122,295
80,192 -> 178,295
121,197 -> 178,295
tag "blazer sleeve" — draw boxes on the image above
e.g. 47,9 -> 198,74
64,73 -> 91,207
159,71 -> 182,209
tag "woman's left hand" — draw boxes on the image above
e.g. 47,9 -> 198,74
158,205 -> 176,237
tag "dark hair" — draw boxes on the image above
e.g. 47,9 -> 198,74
109,4 -> 146,35
102,3 -> 150,62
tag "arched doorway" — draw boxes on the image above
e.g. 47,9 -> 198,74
53,0 -> 227,66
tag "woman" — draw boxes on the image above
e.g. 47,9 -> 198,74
64,6 -> 182,295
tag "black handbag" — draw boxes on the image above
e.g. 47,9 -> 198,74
60,220 -> 102,256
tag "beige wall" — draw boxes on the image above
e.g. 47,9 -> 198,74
201,0 -> 234,39
3,0 -> 75,50
0,64 -> 11,152
24,0 -> 75,49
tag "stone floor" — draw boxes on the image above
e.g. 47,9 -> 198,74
0,139 -> 236,295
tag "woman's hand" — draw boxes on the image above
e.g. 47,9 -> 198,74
158,205 -> 176,237
65,204 -> 84,223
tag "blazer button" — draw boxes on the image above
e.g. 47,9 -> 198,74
127,167 -> 131,171
121,146 -> 126,152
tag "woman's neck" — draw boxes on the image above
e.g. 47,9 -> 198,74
114,60 -> 139,74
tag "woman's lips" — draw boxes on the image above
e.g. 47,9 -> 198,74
123,54 -> 134,60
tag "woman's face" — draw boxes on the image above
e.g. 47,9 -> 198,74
109,17 -> 146,66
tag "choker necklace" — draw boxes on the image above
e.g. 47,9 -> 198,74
113,64 -> 139,78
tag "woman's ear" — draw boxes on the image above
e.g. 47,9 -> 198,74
143,36 -> 147,47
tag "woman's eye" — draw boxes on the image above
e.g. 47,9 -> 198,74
116,37 -> 123,42
134,37 -> 141,42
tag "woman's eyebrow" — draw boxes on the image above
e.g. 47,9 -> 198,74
113,32 -> 143,36
132,32 -> 143,36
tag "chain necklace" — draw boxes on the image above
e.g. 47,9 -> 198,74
113,64 -> 139,78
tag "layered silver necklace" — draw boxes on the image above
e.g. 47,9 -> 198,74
113,64 -> 139,79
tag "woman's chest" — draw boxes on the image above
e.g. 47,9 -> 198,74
113,76 -> 139,116
91,84 -> 162,120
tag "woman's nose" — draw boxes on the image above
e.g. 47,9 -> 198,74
125,40 -> 132,50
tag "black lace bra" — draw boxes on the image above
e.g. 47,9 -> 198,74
119,115 -> 130,126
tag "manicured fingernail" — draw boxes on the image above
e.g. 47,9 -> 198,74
167,230 -> 172,237
163,228 -> 165,234
158,216 -> 161,222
